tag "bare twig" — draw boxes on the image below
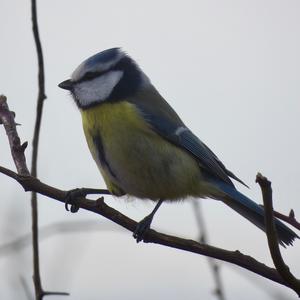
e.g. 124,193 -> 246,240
193,201 -> 226,300
0,96 -> 29,175
30,0 -> 52,299
256,173 -> 300,297
0,97 -> 69,298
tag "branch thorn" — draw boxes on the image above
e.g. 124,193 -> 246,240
289,209 -> 295,219
21,141 -> 28,152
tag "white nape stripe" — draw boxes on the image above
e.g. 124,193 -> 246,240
175,126 -> 189,136
74,70 -> 123,106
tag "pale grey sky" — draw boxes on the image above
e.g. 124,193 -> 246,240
1,1 -> 300,299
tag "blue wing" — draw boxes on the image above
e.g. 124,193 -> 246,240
128,88 -> 298,246
132,90 -> 247,187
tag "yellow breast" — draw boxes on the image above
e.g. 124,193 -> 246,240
80,101 -> 208,200
81,101 -> 155,195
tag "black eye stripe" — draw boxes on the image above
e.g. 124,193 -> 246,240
83,71 -> 102,80
76,69 -> 111,83
74,53 -> 136,84
75,56 -> 128,84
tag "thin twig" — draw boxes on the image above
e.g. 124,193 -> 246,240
31,0 -> 48,299
0,98 -> 68,299
193,201 -> 226,300
256,173 -> 300,297
0,96 -> 29,175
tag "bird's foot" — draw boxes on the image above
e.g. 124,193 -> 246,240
64,188 -> 87,213
133,215 -> 154,243
64,188 -> 110,213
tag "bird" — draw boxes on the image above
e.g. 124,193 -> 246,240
58,47 -> 298,245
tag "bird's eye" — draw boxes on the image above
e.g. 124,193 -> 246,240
82,72 -> 100,81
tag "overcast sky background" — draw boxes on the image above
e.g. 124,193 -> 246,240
1,0 -> 300,299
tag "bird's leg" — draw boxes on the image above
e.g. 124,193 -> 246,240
64,188 -> 110,213
133,199 -> 164,243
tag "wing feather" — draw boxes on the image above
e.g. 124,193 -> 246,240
127,86 -> 247,187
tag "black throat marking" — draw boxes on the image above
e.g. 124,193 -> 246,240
92,134 -> 117,180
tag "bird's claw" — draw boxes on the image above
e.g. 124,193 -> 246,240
64,188 -> 86,213
133,215 -> 153,243
65,187 -> 110,213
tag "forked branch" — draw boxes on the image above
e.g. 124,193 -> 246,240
256,173 -> 300,297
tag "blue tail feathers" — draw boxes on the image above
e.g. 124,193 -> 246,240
212,180 -> 299,247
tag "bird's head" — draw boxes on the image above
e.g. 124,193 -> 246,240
58,48 -> 150,109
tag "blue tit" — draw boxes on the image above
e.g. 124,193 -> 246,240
59,48 -> 298,245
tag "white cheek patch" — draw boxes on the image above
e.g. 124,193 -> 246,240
74,70 -> 123,106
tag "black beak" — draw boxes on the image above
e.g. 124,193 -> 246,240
58,79 -> 73,91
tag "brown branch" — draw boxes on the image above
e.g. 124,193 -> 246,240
256,173 -> 300,297
0,94 -> 68,298
192,201 -> 226,300
1,97 -> 299,295
0,96 -> 29,175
